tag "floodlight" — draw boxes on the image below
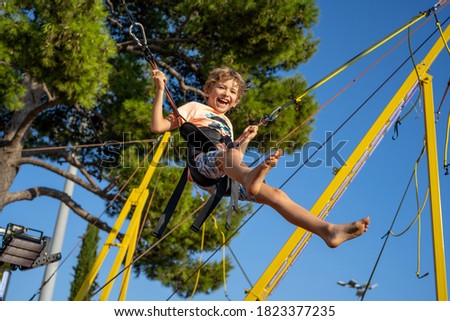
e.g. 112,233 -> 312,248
0,223 -> 61,270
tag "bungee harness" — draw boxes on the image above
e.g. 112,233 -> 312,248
152,123 -> 239,238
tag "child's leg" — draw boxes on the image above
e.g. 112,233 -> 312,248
216,148 -> 369,248
255,184 -> 370,248
216,148 -> 282,196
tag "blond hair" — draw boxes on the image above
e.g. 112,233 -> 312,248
203,67 -> 246,103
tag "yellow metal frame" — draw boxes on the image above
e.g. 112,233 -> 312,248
74,132 -> 171,301
245,25 -> 449,301
422,74 -> 448,300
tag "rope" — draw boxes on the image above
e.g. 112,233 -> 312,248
22,138 -> 158,153
361,145 -> 427,301
227,245 -> 253,289
210,215 -> 231,300
392,23 -> 426,139
189,223 -> 206,300
433,8 -> 450,54
436,78 -> 450,117
388,153 -> 429,237
444,110 -> 450,175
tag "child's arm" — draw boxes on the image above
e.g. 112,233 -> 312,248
235,125 -> 258,154
150,70 -> 178,133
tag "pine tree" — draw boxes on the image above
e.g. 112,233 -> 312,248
68,224 -> 100,301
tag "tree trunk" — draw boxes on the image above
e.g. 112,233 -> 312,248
0,75 -> 41,209
0,144 -> 21,210
0,77 -> 120,238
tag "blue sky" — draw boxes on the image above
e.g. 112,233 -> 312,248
1,0 -> 449,302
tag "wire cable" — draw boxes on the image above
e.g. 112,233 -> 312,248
360,141 -> 430,301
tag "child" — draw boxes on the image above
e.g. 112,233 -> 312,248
151,66 -> 369,248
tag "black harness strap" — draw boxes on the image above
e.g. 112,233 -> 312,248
190,175 -> 230,232
151,167 -> 189,239
152,122 -> 237,238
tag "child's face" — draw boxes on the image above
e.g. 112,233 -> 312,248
206,78 -> 240,114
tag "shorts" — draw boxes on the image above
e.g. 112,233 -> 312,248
194,150 -> 257,202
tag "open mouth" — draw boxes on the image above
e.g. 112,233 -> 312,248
215,97 -> 230,108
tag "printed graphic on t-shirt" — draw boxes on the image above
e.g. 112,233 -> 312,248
205,113 -> 233,138
177,102 -> 234,140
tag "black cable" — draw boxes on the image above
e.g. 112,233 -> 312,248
360,146 -> 424,301
227,245 -> 254,288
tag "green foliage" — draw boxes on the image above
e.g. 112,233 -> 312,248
100,55 -> 154,141
175,0 -> 319,72
68,224 -> 100,301
0,42 -> 26,111
232,74 -> 318,153
0,0 -> 116,109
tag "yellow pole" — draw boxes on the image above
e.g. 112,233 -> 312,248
421,74 -> 448,301
118,191 -> 148,300
99,189 -> 149,300
73,194 -> 134,300
74,132 -> 171,301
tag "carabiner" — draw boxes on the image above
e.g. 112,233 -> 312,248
267,106 -> 283,122
129,22 -> 147,47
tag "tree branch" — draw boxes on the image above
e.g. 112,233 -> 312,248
107,17 -> 124,30
116,42 -> 204,98
157,60 -> 204,97
16,157 -> 113,198
69,154 -> 100,189
8,76 -> 59,149
3,187 -> 124,240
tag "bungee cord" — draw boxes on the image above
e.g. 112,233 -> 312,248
360,142 -> 431,301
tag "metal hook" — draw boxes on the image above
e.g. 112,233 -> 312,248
129,22 -> 147,46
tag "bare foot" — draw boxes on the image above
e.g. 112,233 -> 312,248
244,149 -> 283,196
324,217 -> 370,248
